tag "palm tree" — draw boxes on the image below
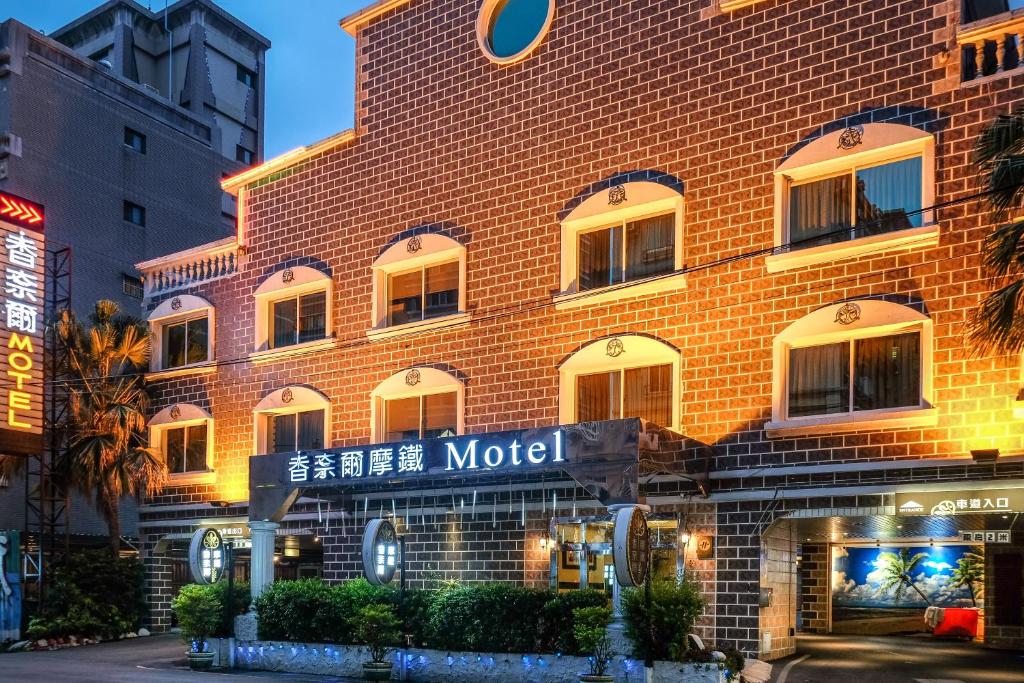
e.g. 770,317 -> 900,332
967,106 -> 1024,354
949,549 -> 985,607
876,548 -> 931,605
54,301 -> 166,556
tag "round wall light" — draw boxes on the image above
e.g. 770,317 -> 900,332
477,0 -> 556,65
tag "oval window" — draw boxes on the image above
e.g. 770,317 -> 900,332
478,0 -> 555,64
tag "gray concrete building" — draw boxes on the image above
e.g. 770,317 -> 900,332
0,0 -> 268,542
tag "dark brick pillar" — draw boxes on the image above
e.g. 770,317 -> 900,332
141,532 -> 175,632
714,502 -> 764,657
799,543 -> 829,634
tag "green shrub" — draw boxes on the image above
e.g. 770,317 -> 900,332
25,550 -> 145,641
395,588 -> 435,647
172,584 -> 221,652
621,578 -> 704,661
255,578 -> 339,642
538,589 -> 608,655
427,583 -> 550,653
573,606 -> 614,677
355,604 -> 402,663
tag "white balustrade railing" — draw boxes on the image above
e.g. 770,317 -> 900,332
136,236 -> 241,299
959,12 -> 1024,83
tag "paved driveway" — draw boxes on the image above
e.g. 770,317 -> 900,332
0,634 -> 360,682
772,634 -> 1024,683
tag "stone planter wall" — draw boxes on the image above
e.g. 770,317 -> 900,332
233,640 -> 727,682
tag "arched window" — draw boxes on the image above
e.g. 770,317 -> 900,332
557,181 -> 685,309
149,403 -> 214,483
558,335 -> 680,431
368,234 -> 468,340
370,368 -> 464,442
254,386 -> 331,455
253,266 -> 333,359
767,300 -> 937,437
767,123 -> 938,272
147,294 -> 214,377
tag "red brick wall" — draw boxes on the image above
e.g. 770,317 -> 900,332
142,0 -> 1024,652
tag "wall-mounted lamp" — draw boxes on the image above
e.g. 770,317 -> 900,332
679,532 -> 691,545
971,448 -> 1000,463
209,500 -> 231,508
539,536 -> 549,551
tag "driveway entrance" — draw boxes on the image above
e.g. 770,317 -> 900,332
772,634 -> 1024,683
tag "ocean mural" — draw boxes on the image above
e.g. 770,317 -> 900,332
832,545 -> 981,609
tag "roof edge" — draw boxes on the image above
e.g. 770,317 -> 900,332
339,0 -> 414,36
221,129 -> 357,194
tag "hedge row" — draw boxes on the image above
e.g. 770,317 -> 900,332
254,579 -> 608,655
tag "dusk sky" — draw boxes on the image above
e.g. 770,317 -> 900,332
6,0 -> 369,158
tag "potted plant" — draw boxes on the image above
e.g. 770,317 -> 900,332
573,606 -> 615,683
171,584 -> 220,670
355,603 -> 401,681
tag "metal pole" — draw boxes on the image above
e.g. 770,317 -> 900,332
226,541 -> 235,668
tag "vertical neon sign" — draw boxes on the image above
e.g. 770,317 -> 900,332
0,191 -> 45,454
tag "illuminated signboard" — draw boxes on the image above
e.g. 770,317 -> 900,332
0,191 -> 44,456
282,428 -> 564,486
188,527 -> 226,584
895,488 -> 1024,516
361,519 -> 398,586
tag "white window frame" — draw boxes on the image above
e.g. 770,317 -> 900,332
253,386 -> 332,455
557,181 -> 685,310
766,300 -> 937,438
146,294 -> 215,379
767,123 -> 938,273
149,403 -> 215,485
370,367 -> 465,443
368,234 -> 469,340
557,335 -> 681,431
252,266 -> 334,362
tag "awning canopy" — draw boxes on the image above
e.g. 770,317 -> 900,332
248,418 -> 711,521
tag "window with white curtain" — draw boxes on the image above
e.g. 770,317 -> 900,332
787,332 -> 922,419
578,212 -> 675,291
789,156 -> 923,249
575,364 -> 673,426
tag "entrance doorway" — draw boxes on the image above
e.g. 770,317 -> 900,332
551,514 -> 684,594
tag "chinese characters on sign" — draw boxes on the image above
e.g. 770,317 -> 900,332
283,429 -> 564,485
0,192 -> 44,455
188,527 -> 226,584
960,530 -> 1011,544
896,489 -> 1023,516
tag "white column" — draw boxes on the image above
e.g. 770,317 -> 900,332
249,520 -> 279,601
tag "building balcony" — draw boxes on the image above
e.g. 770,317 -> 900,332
135,236 -> 241,299
958,9 -> 1024,85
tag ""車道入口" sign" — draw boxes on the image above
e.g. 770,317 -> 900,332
896,488 -> 1024,516
0,191 -> 44,456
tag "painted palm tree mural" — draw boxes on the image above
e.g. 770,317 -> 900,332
949,550 -> 985,608
876,548 -> 932,605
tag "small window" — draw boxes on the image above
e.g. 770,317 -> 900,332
122,273 -> 144,299
235,145 -> 254,165
383,392 -> 458,441
271,291 -> 327,349
164,423 -> 208,474
237,64 -> 256,88
575,364 -> 673,427
269,409 -> 325,454
387,261 -> 459,326
578,212 -> 675,291
789,157 -> 922,249
161,315 -> 209,369
479,0 -> 554,63
787,332 -> 921,419
124,201 -> 146,226
124,127 -> 146,154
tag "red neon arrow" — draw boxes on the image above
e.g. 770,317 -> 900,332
0,193 -> 44,227
0,196 -> 12,216
25,205 -> 42,224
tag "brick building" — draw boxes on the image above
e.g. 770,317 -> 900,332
0,1 -> 266,547
136,0 -> 1024,658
